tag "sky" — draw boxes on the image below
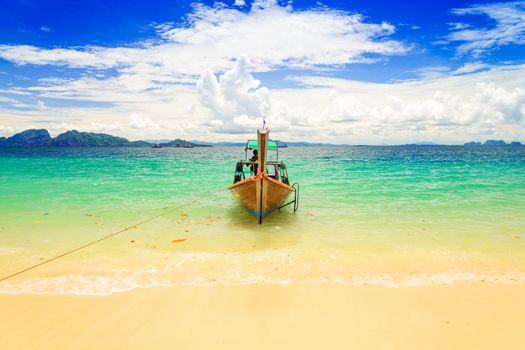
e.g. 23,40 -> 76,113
1,0 -> 525,144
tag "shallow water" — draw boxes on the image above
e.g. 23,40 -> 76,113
1,146 -> 524,294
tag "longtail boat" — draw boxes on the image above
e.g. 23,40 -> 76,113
228,128 -> 299,224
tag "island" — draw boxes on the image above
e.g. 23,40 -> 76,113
2,129 -> 523,148
0,129 -> 52,147
0,129 -> 212,148
464,141 -> 482,147
464,140 -> 523,146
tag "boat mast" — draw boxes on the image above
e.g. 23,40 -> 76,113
259,115 -> 268,173
257,129 -> 268,175
257,128 -> 268,224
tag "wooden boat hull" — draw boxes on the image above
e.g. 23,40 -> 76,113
228,173 -> 295,223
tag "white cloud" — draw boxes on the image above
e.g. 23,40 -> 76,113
2,61 -> 525,144
414,66 -> 451,80
233,0 -> 246,6
452,62 -> 489,75
0,2 -> 406,76
0,89 -> 32,96
0,1 -> 408,142
0,2 -> 409,142
412,62 -> 490,80
197,58 -> 271,126
0,96 -> 18,104
447,22 -> 470,30
48,122 -> 78,133
279,65 -> 525,143
40,26 -> 52,33
87,122 -> 123,133
0,125 -> 15,136
0,45 -> 138,69
197,57 -> 297,134
45,122 -> 122,135
1,2 -> 525,144
447,1 -> 525,56
129,114 -> 162,130
36,100 -> 48,110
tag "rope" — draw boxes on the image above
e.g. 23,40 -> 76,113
0,187 -> 224,283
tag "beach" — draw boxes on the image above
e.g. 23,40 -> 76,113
1,146 -> 524,349
1,283 -> 525,349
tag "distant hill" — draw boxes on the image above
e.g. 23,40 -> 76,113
161,139 -> 212,147
0,129 -> 211,148
484,140 -> 507,146
51,130 -> 131,147
464,140 -> 523,146
1,129 -> 52,147
129,140 -> 154,147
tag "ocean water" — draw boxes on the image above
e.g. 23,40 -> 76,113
1,146 -> 524,294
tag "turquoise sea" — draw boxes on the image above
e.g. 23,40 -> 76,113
1,146 -> 524,294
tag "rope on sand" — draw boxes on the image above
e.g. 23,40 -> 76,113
0,188 -> 224,283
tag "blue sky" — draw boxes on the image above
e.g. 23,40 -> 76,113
1,0 -> 525,143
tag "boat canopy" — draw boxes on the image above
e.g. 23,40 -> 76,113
246,139 -> 278,150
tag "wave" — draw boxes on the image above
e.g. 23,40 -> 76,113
1,269 -> 524,296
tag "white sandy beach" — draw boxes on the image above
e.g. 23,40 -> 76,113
1,282 -> 524,350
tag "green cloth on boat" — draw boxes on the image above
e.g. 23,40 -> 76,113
246,140 -> 278,150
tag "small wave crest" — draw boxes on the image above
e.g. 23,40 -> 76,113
2,251 -> 525,295
1,263 -> 524,295
0,271 -> 172,296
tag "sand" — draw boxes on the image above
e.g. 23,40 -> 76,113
1,282 -> 524,350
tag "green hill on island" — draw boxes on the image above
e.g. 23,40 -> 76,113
0,129 -> 52,147
0,129 -> 211,148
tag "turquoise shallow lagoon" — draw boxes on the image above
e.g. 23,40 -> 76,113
1,146 -> 524,294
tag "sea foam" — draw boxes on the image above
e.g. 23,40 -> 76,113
1,265 -> 524,296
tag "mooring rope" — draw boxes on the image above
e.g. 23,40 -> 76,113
0,187 -> 224,283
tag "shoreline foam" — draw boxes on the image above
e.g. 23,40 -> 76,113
1,269 -> 524,295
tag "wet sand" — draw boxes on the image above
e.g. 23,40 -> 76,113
1,282 -> 524,349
